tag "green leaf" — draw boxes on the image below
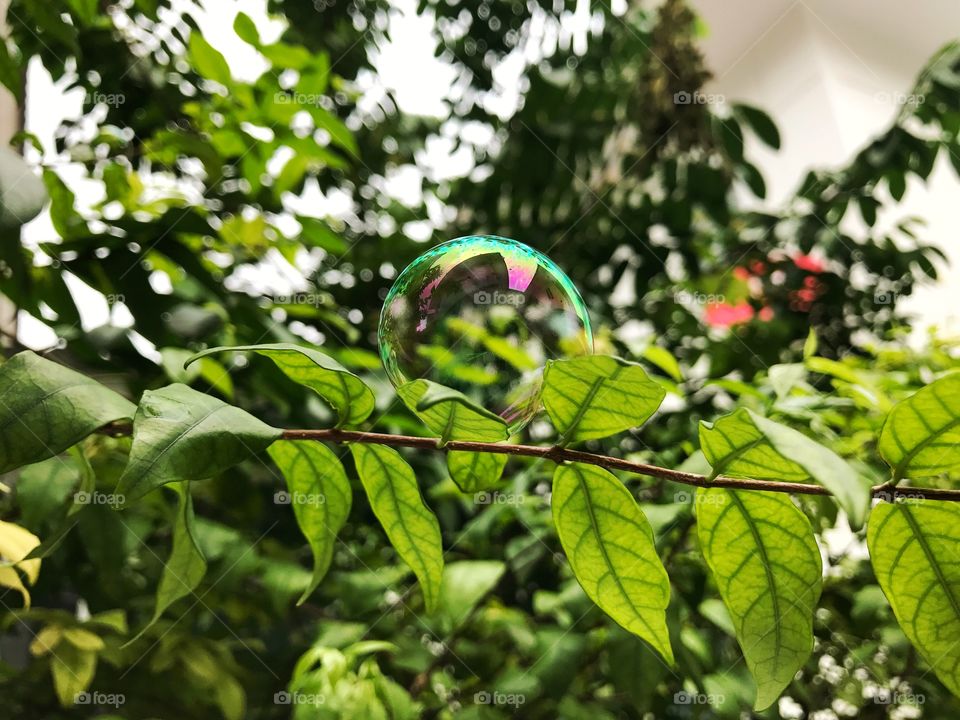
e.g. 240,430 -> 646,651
0,351 -> 135,474
61,627 -> 105,651
0,148 -> 48,228
132,482 -> 206,642
696,488 -> 822,710
268,440 -> 352,604
878,373 -> 960,481
160,346 -> 233,399
868,501 -> 960,697
552,463 -> 673,663
233,12 -> 260,46
350,444 -> 444,613
16,457 -> 80,531
115,384 -> 281,504
446,451 -> 507,493
0,39 -> 22,98
642,346 -> 683,382
396,379 -> 508,444
734,104 -> 781,149
434,560 -> 505,634
50,641 -> 97,707
802,329 -> 818,359
700,408 -> 870,528
188,32 -> 232,86
187,343 -> 375,427
542,356 -> 665,444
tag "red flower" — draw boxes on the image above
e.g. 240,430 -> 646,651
733,266 -> 751,281
758,306 -> 774,321
793,254 -> 824,273
704,301 -> 755,328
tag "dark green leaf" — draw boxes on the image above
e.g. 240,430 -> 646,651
115,384 -> 281,504
0,351 -> 135,475
134,482 -> 207,640
734,104 -> 781,149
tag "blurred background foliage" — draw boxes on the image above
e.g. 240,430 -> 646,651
1,0 -> 959,717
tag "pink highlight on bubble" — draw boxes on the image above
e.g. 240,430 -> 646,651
503,253 -> 537,292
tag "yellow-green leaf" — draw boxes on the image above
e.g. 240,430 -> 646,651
30,624 -> 63,656
543,356 -> 665,444
878,373 -> 960,481
269,440 -> 352,604
552,463 -> 673,663
187,343 -> 375,427
700,408 -> 870,528
397,379 -> 508,444
697,488 -> 822,710
0,351 -> 135,474
62,627 -> 105,652
350,444 -> 443,612
189,32 -> 232,86
868,501 -> 960,697
446,450 -> 507,493
50,644 -> 97,707
115,384 -> 281,504
0,520 -> 41,608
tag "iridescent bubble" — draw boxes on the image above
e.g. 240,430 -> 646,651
378,235 -> 593,432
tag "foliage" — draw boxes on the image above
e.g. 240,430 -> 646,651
3,0 -> 960,717
2,342 -> 960,717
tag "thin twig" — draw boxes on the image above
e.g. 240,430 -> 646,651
96,423 -> 960,502
279,428 -> 960,502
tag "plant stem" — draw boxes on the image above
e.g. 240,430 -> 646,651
279,428 -> 960,503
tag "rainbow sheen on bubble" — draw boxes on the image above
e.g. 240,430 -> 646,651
378,235 -> 593,432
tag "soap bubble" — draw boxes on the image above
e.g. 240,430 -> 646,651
378,235 -> 593,432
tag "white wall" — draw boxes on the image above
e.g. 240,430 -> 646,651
693,0 -> 960,337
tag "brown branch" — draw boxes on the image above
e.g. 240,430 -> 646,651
280,428 -> 960,503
